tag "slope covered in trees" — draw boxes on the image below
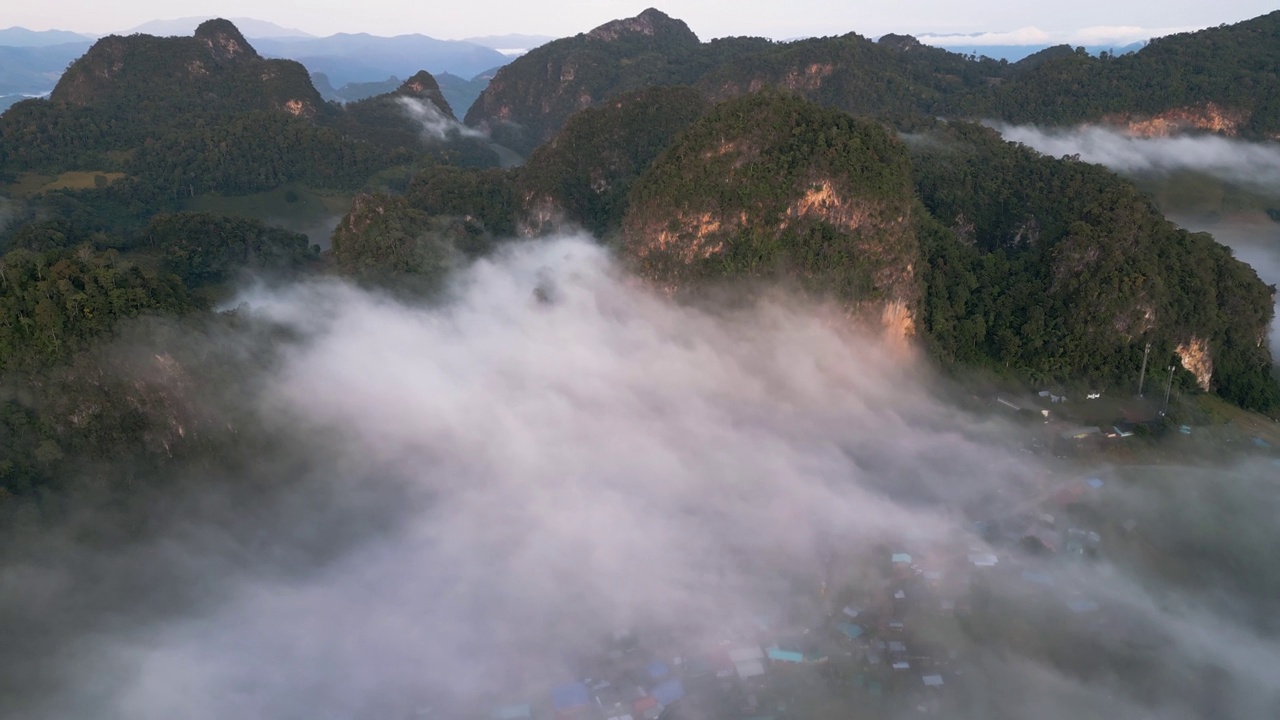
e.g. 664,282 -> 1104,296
945,11 -> 1280,136
908,121 -> 1278,408
515,86 -> 711,236
467,8 -> 1280,145
620,91 -> 920,325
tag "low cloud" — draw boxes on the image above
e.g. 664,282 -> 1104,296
916,27 -> 1052,47
5,236 -> 1279,718
398,96 -> 488,142
916,24 -> 1188,49
993,123 -> 1280,196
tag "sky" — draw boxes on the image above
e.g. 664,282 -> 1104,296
3,0 -> 1276,43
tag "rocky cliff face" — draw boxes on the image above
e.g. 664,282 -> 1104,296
50,18 -> 323,118
620,93 -> 921,342
1102,103 -> 1250,138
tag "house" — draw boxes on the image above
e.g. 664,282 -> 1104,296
838,623 -> 864,640
1110,423 -> 1135,438
765,646 -> 804,664
552,683 -> 591,717
728,645 -> 766,679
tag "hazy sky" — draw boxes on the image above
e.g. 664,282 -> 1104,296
5,0 -> 1276,42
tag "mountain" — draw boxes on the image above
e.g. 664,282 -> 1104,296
944,11 -> 1280,137
904,119 -> 1278,407
252,34 -> 511,86
124,17 -> 314,39
514,86 -> 711,236
462,33 -> 557,53
0,27 -> 94,46
914,38 -> 1146,62
310,72 -> 402,103
464,8 -> 737,154
620,91 -> 920,340
465,8 -> 1005,153
51,19 -> 323,118
0,42 -> 94,96
470,8 -> 1280,150
1,20 -> 442,201
311,71 -> 492,116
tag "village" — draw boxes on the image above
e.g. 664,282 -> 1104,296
379,385 -> 1280,720
392,467 -> 1131,720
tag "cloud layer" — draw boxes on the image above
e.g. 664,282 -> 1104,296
5,236 -> 1279,719
995,123 -> 1280,197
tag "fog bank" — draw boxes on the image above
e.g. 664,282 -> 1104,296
993,123 -> 1280,197
6,236 -> 1279,719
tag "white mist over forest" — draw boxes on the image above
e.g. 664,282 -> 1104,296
3,236 -> 1277,719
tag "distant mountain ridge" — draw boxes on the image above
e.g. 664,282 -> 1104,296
252,33 -> 511,86
0,27 -> 94,46
468,8 -> 1280,145
124,17 -> 315,39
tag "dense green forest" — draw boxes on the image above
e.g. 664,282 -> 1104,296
516,86 -> 711,236
0,16 -> 1278,514
621,91 -> 918,308
905,122 -> 1278,409
470,9 -> 1280,144
944,12 -> 1280,135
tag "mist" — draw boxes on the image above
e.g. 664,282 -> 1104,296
397,97 -> 523,167
398,97 -> 488,143
993,123 -> 1280,197
5,236 -> 1280,719
992,123 -> 1280,360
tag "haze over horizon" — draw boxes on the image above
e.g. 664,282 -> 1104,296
2,1 -> 1275,45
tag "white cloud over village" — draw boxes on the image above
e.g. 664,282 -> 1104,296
4,236 -> 1276,719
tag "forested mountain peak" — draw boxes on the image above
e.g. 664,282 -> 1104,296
620,92 -> 921,343
395,70 -> 454,116
877,34 -> 924,52
49,19 -> 323,118
587,8 -> 699,45
192,18 -> 258,62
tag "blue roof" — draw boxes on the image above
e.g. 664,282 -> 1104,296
766,646 -> 805,663
1087,478 -> 1105,489
1253,437 -> 1272,448
891,553 -> 912,564
839,623 -> 864,639
647,661 -> 669,679
492,705 -> 532,720
650,678 -> 684,706
552,682 -> 590,709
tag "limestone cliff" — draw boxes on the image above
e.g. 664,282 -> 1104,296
1102,103 -> 1250,138
620,92 -> 921,342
